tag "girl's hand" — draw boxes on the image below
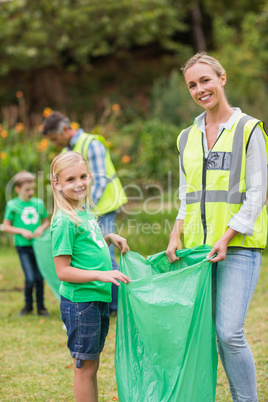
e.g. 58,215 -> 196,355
105,234 -> 130,255
97,270 -> 131,286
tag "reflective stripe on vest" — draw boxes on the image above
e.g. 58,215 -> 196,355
62,133 -> 127,215
177,114 -> 268,249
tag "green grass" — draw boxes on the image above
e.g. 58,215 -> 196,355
0,208 -> 267,401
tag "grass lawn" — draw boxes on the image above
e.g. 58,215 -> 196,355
0,209 -> 267,401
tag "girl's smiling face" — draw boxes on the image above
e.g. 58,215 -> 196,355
54,161 -> 91,208
184,62 -> 226,111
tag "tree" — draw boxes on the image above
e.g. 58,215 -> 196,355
0,0 -> 193,110
211,4 -> 268,120
0,0 -> 190,75
0,0 -> 266,117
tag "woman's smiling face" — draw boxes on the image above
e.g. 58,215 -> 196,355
184,62 -> 226,111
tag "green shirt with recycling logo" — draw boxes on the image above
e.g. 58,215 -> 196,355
4,197 -> 48,247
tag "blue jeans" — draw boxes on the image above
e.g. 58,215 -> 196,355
60,296 -> 110,368
16,246 -> 45,309
98,211 -> 118,312
212,248 -> 261,402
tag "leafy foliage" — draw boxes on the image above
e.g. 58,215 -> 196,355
151,69 -> 201,127
115,119 -> 181,190
212,5 -> 268,120
0,0 -> 267,122
0,0 -> 189,75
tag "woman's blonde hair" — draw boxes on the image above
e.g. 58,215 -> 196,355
50,151 -> 95,225
181,51 -> 226,77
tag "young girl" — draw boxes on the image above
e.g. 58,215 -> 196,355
50,151 -> 130,402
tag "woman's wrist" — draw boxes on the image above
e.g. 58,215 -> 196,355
170,219 -> 183,239
221,228 -> 238,245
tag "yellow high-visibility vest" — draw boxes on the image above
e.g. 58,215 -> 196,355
62,133 -> 127,215
177,114 -> 268,249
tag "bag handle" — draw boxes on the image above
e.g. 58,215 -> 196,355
175,248 -> 198,258
147,245 -> 214,266
175,244 -> 213,259
205,253 -> 217,261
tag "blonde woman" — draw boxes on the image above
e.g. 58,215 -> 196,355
167,52 -> 267,401
50,151 -> 130,402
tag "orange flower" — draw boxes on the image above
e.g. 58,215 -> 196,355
16,90 -> 23,98
37,138 -> 49,152
43,107 -> 53,118
112,104 -> 120,112
105,140 -> 112,148
1,130 -> 8,138
70,121 -> 80,130
122,155 -> 131,164
0,151 -> 7,160
15,123 -> 24,133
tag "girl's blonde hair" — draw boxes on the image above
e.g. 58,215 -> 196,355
181,51 -> 226,77
50,151 -> 95,225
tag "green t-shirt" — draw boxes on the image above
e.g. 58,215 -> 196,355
4,197 -> 48,247
51,209 -> 112,303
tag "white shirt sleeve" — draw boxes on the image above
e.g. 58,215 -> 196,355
228,126 -> 267,235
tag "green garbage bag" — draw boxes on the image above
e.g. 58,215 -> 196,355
115,245 -> 217,402
32,228 -> 60,301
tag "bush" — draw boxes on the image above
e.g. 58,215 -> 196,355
111,118 -> 182,192
150,69 -> 200,127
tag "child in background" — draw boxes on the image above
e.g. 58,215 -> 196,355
50,151 -> 130,402
3,171 -> 50,316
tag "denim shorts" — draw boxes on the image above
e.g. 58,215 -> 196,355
60,296 -> 110,368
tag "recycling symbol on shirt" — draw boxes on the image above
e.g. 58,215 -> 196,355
21,207 -> 39,225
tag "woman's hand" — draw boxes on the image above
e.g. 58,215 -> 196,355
207,238 -> 229,262
166,219 -> 184,263
166,237 -> 182,263
104,234 -> 130,255
207,228 -> 238,262
97,270 -> 131,286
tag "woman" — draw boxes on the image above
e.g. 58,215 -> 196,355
166,52 -> 267,401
